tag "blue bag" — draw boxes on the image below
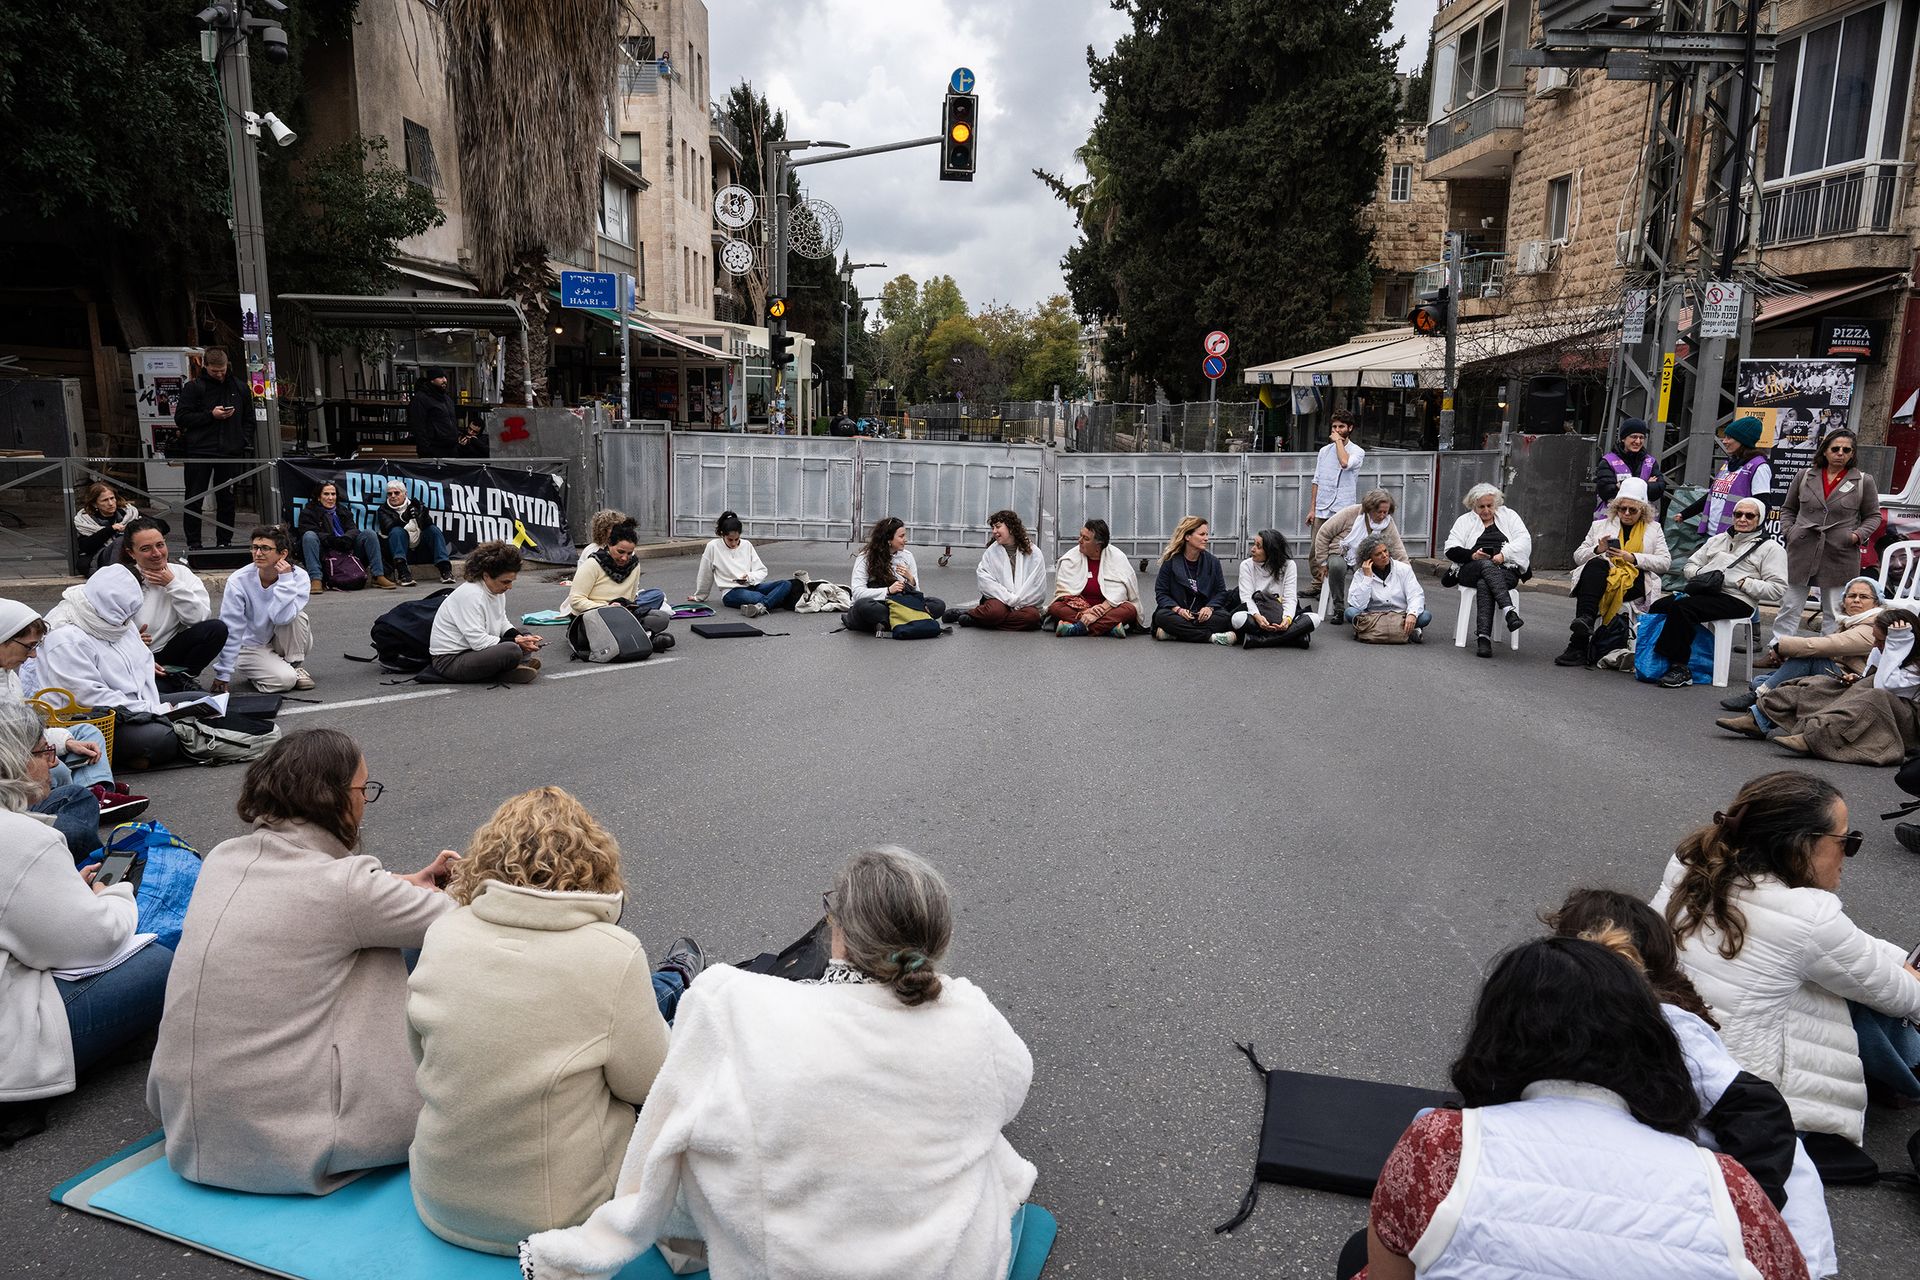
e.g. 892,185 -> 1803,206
1632,603 -> 1722,685
80,822 -> 203,950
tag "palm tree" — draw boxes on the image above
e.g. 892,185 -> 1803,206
440,0 -> 623,405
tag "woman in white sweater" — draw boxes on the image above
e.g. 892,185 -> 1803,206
0,700 -> 171,1139
429,541 -> 541,684
950,509 -> 1047,630
33,564 -> 181,769
520,846 -> 1036,1280
847,517 -> 946,635
1654,771 -> 1920,1149
688,510 -> 790,616
1219,529 -> 1315,650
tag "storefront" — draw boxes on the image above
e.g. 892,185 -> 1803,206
547,294 -> 767,427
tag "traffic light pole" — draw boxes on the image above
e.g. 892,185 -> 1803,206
1440,229 -> 1461,446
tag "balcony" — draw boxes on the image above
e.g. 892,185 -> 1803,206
710,104 -> 745,162
620,59 -> 659,96
1413,251 -> 1508,300
1425,89 -> 1526,180
1759,163 -> 1911,276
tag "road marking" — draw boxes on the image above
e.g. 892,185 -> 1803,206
547,656 -> 680,679
281,688 -> 457,715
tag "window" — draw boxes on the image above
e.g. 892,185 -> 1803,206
1546,174 -> 1572,241
1389,162 -> 1412,202
1446,8 -> 1505,110
402,118 -> 439,189
622,34 -> 655,63
1766,1 -> 1918,180
600,174 -> 631,245
619,131 -> 643,170
1383,277 -> 1411,321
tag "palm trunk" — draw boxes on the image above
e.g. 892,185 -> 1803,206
500,248 -> 556,406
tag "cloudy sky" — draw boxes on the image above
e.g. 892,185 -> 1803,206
707,0 -> 1434,314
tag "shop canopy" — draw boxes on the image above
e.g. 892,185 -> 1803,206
1243,313 -> 1619,389
279,294 -> 526,334
548,291 -> 737,361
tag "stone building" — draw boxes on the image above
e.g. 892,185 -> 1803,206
1363,122 -> 1451,329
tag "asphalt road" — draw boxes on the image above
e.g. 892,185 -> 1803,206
7,543 -> 1920,1279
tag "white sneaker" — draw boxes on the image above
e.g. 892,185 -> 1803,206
292,667 -> 316,691
1231,610 -> 1249,630
1209,631 -> 1237,646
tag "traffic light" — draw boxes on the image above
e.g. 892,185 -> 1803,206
941,92 -> 977,182
770,329 -> 794,370
767,297 -> 787,322
1409,284 -> 1451,336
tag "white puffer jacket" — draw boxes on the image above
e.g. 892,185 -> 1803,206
1653,856 -> 1920,1143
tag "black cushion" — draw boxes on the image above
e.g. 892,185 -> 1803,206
1254,1070 -> 1459,1197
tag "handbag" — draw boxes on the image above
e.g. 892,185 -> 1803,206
1686,533 -> 1771,597
1351,610 -> 1411,644
322,549 -> 368,590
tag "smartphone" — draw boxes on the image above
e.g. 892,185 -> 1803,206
1907,940 -> 1920,969
93,852 -> 138,889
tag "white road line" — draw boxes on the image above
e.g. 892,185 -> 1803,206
547,656 -> 681,679
281,688 -> 457,715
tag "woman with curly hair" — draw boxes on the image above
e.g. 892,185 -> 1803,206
846,516 -> 946,635
521,846 -> 1036,1280
948,509 -> 1047,630
406,787 -> 702,1254
428,540 -> 543,683
1653,772 -> 1920,1152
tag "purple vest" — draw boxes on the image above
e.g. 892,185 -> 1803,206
1594,451 -> 1658,519
1698,453 -> 1768,536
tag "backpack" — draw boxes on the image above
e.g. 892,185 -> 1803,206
568,603 -> 654,663
368,587 -> 454,672
83,822 -> 202,950
170,717 -> 282,764
323,549 -> 368,590
887,591 -> 944,640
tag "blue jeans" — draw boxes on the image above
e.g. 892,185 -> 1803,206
723,579 -> 793,611
35,783 -> 105,862
1851,1001 -> 1920,1101
49,724 -> 113,791
1751,656 -> 1845,733
631,587 -> 666,615
55,941 -> 174,1075
652,968 -> 687,1023
1342,607 -> 1433,629
387,525 -> 450,568
301,528 -> 385,579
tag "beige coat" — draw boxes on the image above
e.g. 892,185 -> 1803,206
1780,466 -> 1879,586
406,882 -> 670,1254
147,819 -> 453,1194
1571,515 -> 1674,601
1775,605 -> 1883,674
1309,504 -> 1407,579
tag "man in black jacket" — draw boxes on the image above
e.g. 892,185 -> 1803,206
172,348 -> 251,549
408,367 -> 478,457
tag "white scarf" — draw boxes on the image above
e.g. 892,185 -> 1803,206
45,582 -> 124,643
1340,513 -> 1391,564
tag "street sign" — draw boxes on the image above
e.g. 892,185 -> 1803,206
1202,354 -> 1226,380
1203,330 -> 1229,357
950,67 -> 976,94
1701,281 -> 1742,340
1622,288 -> 1650,346
559,270 -> 619,310
714,185 -> 756,230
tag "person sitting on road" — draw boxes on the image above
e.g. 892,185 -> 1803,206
375,481 -> 454,588
148,728 -> 458,1194
1443,483 -> 1532,659
847,517 -> 946,635
581,509 -> 631,557
1654,772 -> 1920,1153
0,700 -> 172,1146
1717,577 -> 1884,739
1220,529 -> 1315,649
1546,887 -> 1837,1278
689,511 -> 790,617
1559,478 -> 1671,667
432,541 -> 543,685
1311,489 -> 1405,621
407,787 -> 704,1254
565,522 -> 666,620
1344,536 -> 1430,644
210,525 -> 314,695
0,601 -> 148,846
1346,935 -> 1808,1280
31,564 -> 180,770
1645,495 -> 1788,689
1752,609 -> 1920,763
297,480 -> 397,593
1048,519 -> 1143,638
519,845 -> 1035,1280
72,482 -> 139,569
1152,517 -> 1232,642
118,518 -> 228,693
950,509 -> 1047,630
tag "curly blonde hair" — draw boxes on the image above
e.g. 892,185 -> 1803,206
448,786 -> 623,905
589,509 -> 632,549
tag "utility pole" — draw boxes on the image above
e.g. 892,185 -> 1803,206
1444,229 -> 1462,450
841,261 -> 887,415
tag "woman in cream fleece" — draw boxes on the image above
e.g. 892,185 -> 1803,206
688,511 -> 791,616
520,846 -> 1036,1280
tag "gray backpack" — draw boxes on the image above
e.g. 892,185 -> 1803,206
567,605 -> 654,663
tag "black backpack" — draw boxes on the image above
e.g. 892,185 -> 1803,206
367,587 -> 453,672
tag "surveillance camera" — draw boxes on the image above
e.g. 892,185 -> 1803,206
259,0 -> 289,13
262,112 -> 296,147
195,4 -> 232,30
261,24 -> 290,63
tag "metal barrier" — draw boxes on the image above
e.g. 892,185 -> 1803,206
1434,451 -> 1504,548
599,427 -> 671,540
666,432 -> 859,542
0,455 -> 279,573
856,439 -> 1046,547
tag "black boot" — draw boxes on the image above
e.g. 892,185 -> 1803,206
394,557 -> 415,586
1554,636 -> 1588,667
1476,635 -> 1493,658
1897,824 -> 1920,857
1572,613 -> 1597,640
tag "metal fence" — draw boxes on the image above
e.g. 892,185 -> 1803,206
599,427 -> 671,540
857,439 -> 1045,547
1071,401 -> 1261,453
664,432 -> 859,542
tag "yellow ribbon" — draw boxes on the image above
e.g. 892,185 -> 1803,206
511,519 -> 539,553
1597,517 -> 1647,623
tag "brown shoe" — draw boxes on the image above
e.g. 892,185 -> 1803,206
506,663 -> 539,684
1752,650 -> 1782,670
309,580 -> 324,595
1773,733 -> 1812,755
372,575 -> 399,590
521,656 -> 542,671
1715,715 -> 1766,739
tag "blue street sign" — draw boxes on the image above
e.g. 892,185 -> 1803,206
560,270 -> 619,310
950,67 -> 976,94
1202,354 -> 1226,380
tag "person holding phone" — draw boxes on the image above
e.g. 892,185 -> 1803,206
846,517 -> 945,635
148,728 -> 458,1193
430,541 -> 542,684
1560,478 -> 1670,667
689,511 -> 790,617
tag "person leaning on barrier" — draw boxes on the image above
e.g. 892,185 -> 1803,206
1218,529 -> 1315,650
1644,495 -> 1787,690
1344,535 -> 1430,644
949,509 -> 1047,630
1443,483 -> 1532,659
1151,517 -> 1233,642
1311,489 -> 1405,618
119,518 -> 228,693
1558,478 -> 1670,668
1047,519 -> 1142,638
375,481 -> 454,587
1770,429 -> 1878,650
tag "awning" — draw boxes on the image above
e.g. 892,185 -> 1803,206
386,260 -> 479,292
279,294 -> 525,333
1243,312 -> 1618,389
549,292 -> 733,361
1674,273 -> 1905,333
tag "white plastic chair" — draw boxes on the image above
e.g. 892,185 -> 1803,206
1708,614 -> 1757,688
1879,539 -> 1920,606
1453,586 -> 1521,649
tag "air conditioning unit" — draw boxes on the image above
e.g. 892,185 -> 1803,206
1514,239 -> 1554,275
1535,66 -> 1572,98
1615,230 -> 1635,266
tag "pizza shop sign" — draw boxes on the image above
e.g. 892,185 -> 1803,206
1814,317 -> 1884,364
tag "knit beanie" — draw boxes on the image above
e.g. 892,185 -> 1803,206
1724,415 -> 1763,448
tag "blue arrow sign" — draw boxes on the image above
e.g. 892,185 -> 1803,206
560,270 -> 620,311
1202,354 -> 1226,380
950,67 -> 976,94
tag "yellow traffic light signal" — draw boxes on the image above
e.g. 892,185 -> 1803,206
941,92 -> 976,182
950,122 -> 971,144
768,297 -> 787,320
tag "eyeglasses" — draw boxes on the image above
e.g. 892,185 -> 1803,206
249,544 -> 279,556
5,637 -> 40,653
1825,828 -> 1865,857
30,743 -> 56,760
1731,510 -> 1762,520
350,780 -> 385,803
1827,446 -> 1854,455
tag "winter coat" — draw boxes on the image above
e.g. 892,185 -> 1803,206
1774,604 -> 1883,674
1572,515 -> 1674,601
1443,508 -> 1533,573
1153,551 -> 1228,614
1683,532 -> 1789,610
375,498 -> 440,549
173,371 -> 250,457
297,498 -> 365,554
1779,467 -> 1879,587
1653,855 -> 1920,1144
1310,505 -> 1406,578
408,386 -> 462,458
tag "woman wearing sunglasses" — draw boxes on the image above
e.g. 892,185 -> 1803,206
1653,771 -> 1920,1154
148,728 -> 458,1194
1645,495 -> 1788,688
1771,429 -> 1880,649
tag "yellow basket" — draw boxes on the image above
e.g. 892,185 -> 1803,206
27,686 -> 116,759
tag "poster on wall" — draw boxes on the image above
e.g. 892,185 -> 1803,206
278,459 -> 574,564
1735,358 -> 1856,533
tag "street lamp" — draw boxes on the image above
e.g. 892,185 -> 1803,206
840,261 -> 887,414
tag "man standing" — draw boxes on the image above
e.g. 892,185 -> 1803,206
1309,413 -> 1366,531
172,348 -> 250,551
408,367 -> 474,458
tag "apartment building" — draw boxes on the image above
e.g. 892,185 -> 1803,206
1364,121 -> 1450,329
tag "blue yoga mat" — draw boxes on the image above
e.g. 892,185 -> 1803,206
53,1133 -> 1057,1279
